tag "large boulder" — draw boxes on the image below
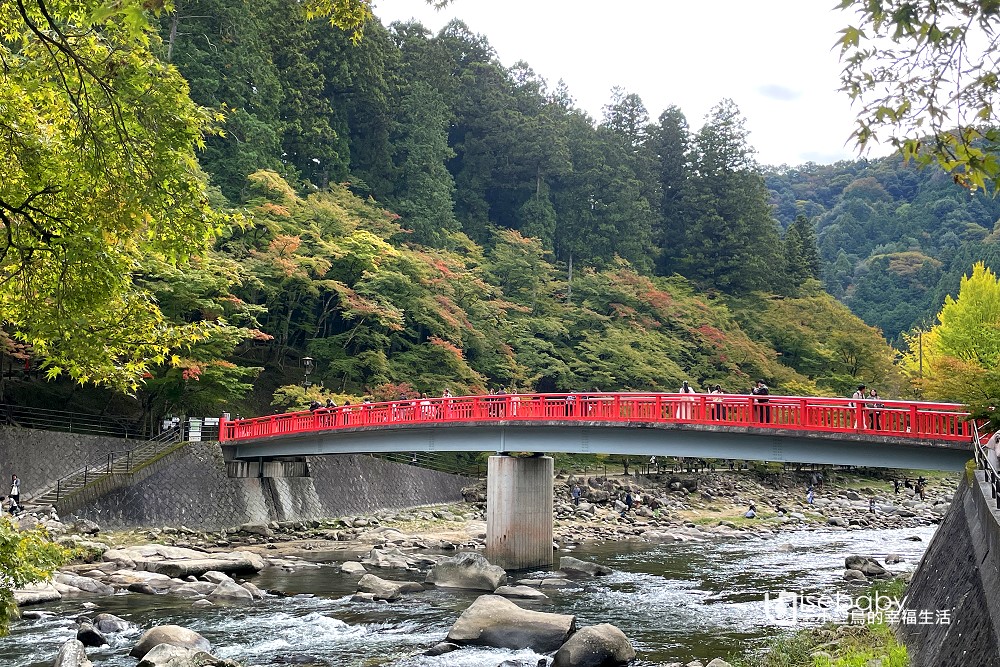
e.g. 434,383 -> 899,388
446,594 -> 575,653
130,626 -> 212,659
426,553 -> 507,591
559,556 -> 612,578
207,581 -> 254,604
104,545 -> 265,578
844,556 -> 888,577
494,585 -> 549,600
93,613 -> 131,634
52,639 -> 92,667
552,624 -> 636,667
357,574 -> 403,602
136,644 -> 237,667
13,582 -> 61,606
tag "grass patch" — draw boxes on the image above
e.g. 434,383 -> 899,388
730,581 -> 909,667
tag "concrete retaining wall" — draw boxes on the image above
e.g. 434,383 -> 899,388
0,427 -> 138,498
901,469 -> 1000,666
68,442 -> 471,530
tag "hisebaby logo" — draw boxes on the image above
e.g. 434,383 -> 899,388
763,590 -> 950,626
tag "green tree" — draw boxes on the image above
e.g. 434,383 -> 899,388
679,100 -> 782,293
0,0 -> 230,389
390,82 -> 459,247
784,214 -> 821,286
902,262 -> 1000,415
650,106 -> 692,275
0,520 -> 66,635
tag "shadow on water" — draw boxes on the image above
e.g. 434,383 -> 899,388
0,525 -> 936,667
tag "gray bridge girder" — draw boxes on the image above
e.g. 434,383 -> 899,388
226,421 -> 972,471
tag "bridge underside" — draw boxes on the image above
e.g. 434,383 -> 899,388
226,421 -> 971,471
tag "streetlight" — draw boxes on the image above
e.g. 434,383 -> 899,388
302,356 -> 314,388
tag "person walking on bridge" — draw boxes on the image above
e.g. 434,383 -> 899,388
677,380 -> 697,419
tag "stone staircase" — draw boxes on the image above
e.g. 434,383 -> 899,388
27,427 -> 186,513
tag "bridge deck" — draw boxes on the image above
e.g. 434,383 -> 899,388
220,393 -> 974,446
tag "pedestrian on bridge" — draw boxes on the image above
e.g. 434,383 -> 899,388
677,381 -> 697,419
752,380 -> 770,423
851,384 -> 866,428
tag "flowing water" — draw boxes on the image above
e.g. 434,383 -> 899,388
0,525 -> 935,666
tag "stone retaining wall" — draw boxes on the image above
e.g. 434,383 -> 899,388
902,469 -> 1000,666
68,442 -> 471,530
0,427 -> 137,498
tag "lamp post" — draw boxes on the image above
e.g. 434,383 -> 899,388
302,356 -> 314,388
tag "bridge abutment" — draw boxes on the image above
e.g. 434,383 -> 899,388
486,454 -> 553,570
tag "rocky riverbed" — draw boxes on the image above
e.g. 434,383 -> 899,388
6,468 -> 956,666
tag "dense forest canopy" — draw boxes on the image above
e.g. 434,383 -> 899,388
2,0 -> 997,421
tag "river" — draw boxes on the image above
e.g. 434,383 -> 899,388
0,525 -> 935,666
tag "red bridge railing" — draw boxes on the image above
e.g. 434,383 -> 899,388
220,393 -> 975,445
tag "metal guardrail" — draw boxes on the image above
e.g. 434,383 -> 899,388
972,420 -> 1000,509
0,402 -> 147,439
30,427 -> 184,506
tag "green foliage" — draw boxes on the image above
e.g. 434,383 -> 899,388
0,519 -> 67,636
0,0 -> 233,390
902,262 -> 1000,415
838,0 -> 1000,192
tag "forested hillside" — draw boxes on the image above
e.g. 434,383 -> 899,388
0,2 -> 921,420
767,159 -> 1000,345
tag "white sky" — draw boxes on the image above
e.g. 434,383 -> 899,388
373,0 -> 879,168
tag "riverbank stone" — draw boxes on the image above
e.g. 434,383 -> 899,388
552,623 -> 635,667
104,545 -> 265,578
425,552 -> 507,591
52,639 -> 92,667
130,625 -> 212,659
207,581 -> 254,604
13,582 -> 61,606
357,574 -> 403,601
446,594 -> 575,652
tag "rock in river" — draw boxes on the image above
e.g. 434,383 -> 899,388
446,594 -> 575,653
130,625 -> 212,659
552,623 -> 636,667
425,552 -> 507,591
52,639 -> 92,667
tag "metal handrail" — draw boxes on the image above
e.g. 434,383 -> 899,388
0,402 -> 146,439
972,420 -> 1000,509
30,426 -> 184,505
221,392 -> 977,444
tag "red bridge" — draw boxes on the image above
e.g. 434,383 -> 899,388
220,392 -> 976,570
222,392 -> 973,444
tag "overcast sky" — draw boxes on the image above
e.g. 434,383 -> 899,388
373,0 -> 880,168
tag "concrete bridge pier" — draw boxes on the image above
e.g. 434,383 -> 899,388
485,454 -> 553,570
